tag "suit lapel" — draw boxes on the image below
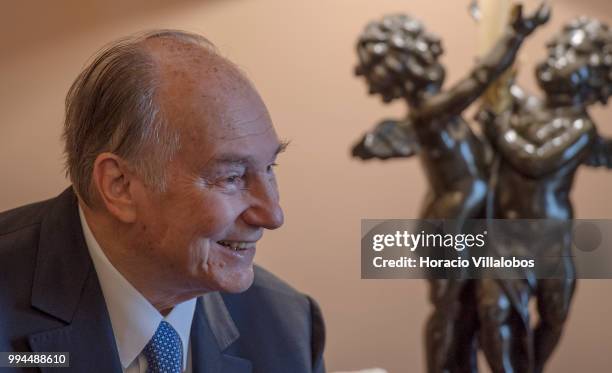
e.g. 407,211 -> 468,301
26,188 -> 251,373
27,188 -> 122,372
191,293 -> 252,373
28,268 -> 123,372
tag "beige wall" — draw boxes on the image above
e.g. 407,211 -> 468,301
1,0 -> 611,371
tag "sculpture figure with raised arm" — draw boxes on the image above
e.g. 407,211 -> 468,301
477,16 -> 612,373
352,4 -> 550,373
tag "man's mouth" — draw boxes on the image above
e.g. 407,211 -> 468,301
217,240 -> 256,251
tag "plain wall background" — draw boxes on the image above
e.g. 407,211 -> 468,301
1,0 -> 611,371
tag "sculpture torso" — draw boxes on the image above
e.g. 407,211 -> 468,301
490,105 -> 596,220
415,114 -> 487,194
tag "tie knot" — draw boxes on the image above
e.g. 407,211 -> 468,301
143,320 -> 183,373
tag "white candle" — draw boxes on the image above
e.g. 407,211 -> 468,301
478,0 -> 515,112
478,0 -> 512,57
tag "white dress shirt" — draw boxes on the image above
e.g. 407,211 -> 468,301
79,206 -> 196,373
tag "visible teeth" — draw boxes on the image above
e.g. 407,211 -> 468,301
218,240 -> 254,251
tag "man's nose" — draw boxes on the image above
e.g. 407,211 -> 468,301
242,178 -> 284,230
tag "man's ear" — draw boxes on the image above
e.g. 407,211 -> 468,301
91,153 -> 138,223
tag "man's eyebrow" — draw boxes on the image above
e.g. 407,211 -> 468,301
276,139 -> 290,155
208,140 -> 290,167
208,155 -> 251,166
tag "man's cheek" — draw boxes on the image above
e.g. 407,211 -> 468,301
179,238 -> 211,276
204,205 -> 240,234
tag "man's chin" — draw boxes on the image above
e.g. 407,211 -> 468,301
216,266 -> 255,294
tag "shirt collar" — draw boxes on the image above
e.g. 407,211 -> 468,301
79,205 -> 196,369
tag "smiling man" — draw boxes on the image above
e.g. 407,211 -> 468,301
0,30 -> 325,373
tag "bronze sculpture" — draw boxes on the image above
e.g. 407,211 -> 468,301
352,5 -> 550,373
353,4 -> 612,371
476,16 -> 612,373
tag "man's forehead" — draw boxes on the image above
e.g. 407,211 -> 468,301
143,36 -> 217,66
196,125 -> 284,171
174,92 -> 274,148
144,37 -> 274,137
144,37 -> 247,91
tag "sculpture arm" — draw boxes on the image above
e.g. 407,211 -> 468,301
484,111 -> 594,177
583,136 -> 612,168
418,3 -> 550,121
510,83 -> 542,112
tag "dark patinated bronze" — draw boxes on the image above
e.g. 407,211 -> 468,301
353,4 -> 612,371
352,4 -> 550,373
477,16 -> 612,373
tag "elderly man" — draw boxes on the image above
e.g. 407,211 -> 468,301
0,30 -> 325,373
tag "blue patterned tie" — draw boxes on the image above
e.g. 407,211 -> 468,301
143,320 -> 183,373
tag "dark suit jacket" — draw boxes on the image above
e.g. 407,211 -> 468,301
0,188 -> 326,373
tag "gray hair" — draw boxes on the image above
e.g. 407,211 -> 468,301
63,30 -> 216,206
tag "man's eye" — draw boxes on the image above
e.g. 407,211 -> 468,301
267,163 -> 278,173
225,175 -> 244,184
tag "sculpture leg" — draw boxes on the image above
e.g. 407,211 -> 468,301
447,280 -> 479,373
533,232 -> 576,373
533,277 -> 576,373
425,279 -> 470,373
477,279 -> 531,373
422,181 -> 487,373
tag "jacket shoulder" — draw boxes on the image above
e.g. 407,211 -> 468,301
221,266 -> 326,372
0,197 -> 54,237
0,196 -> 60,351
250,265 -> 306,299
225,265 -> 313,318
